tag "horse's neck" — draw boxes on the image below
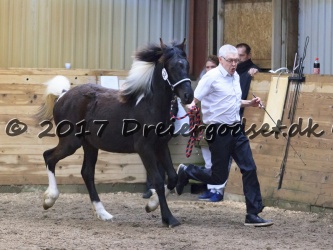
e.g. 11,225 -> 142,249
150,65 -> 174,115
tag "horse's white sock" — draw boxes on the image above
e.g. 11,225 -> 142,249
92,201 -> 113,221
43,167 -> 60,209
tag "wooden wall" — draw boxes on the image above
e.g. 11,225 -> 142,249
2,68 -> 333,211
223,0 -> 299,71
0,69 -> 202,186
223,0 -> 272,69
227,73 -> 333,210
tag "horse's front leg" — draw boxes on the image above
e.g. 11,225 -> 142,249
139,149 -> 180,228
82,143 -> 113,221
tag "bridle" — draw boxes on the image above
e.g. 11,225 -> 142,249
162,68 -> 191,91
162,60 -> 198,158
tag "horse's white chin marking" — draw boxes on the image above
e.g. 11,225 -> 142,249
43,168 -> 59,210
145,185 -> 170,212
92,201 -> 113,221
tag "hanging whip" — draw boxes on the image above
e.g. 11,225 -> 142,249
277,36 -> 309,189
252,93 -> 306,166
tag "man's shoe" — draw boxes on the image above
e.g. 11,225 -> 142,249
142,189 -> 153,199
209,192 -> 223,202
244,214 -> 274,227
198,190 -> 214,200
175,164 -> 189,195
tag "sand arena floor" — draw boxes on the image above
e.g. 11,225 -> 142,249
0,191 -> 332,250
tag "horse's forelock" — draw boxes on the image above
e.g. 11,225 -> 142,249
135,44 -> 162,63
159,43 -> 186,64
136,41 -> 185,64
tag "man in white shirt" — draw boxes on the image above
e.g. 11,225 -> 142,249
176,44 -> 273,227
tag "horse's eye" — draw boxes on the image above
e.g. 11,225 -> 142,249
177,61 -> 185,69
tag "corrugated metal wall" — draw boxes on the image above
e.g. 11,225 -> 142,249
0,0 -> 189,70
299,0 -> 333,75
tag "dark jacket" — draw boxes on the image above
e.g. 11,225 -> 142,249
236,59 -> 260,118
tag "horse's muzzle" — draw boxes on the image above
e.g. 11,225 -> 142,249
182,92 -> 194,104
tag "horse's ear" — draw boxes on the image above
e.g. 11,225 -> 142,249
160,38 -> 167,51
177,38 -> 186,51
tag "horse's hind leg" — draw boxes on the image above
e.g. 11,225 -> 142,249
160,146 -> 178,191
145,162 -> 170,212
81,142 -> 113,221
43,148 -> 59,209
43,142 -> 79,210
146,146 -> 177,212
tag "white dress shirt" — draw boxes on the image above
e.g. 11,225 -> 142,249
194,64 -> 242,125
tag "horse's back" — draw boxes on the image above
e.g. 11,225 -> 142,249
53,83 -> 136,153
54,84 -> 120,121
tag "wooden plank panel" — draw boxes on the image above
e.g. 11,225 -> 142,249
0,93 -> 43,105
315,194 -> 333,207
263,76 -> 289,128
1,71 -> 333,212
0,75 -> 97,84
0,159 -> 197,184
0,145 -> 69,155
224,1 -> 272,69
0,105 -> 40,115
273,189 -> 318,204
0,68 -> 128,76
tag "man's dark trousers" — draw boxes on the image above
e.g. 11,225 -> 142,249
185,124 -> 264,214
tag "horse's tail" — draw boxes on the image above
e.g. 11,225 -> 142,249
35,75 -> 71,122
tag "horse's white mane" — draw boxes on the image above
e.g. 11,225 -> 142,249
120,60 -> 155,99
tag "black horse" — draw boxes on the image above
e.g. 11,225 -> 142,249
36,39 -> 193,228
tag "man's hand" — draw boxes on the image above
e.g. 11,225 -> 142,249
186,99 -> 199,111
249,97 -> 262,107
186,99 -> 199,116
248,68 -> 258,76
241,96 -> 262,108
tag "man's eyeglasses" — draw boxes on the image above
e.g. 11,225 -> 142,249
222,56 -> 240,64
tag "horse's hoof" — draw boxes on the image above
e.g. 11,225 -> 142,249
96,211 -> 114,221
43,203 -> 50,210
162,217 -> 181,228
169,221 -> 181,228
145,191 -> 159,213
43,188 -> 59,210
43,197 -> 56,210
92,201 -> 113,221
145,187 -> 170,212
97,213 -> 113,221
